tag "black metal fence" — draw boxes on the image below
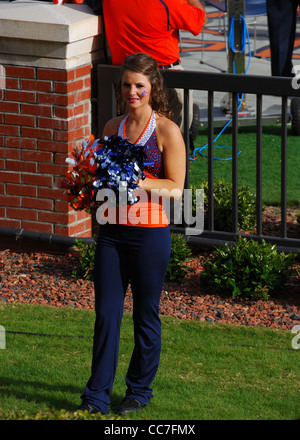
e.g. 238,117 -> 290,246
97,65 -> 300,253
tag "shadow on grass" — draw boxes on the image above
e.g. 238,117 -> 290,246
0,375 -> 127,415
0,376 -> 82,411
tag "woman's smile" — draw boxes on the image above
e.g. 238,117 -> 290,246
121,70 -> 152,108
128,96 -> 140,104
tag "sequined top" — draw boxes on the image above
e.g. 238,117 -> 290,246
118,111 -> 165,179
116,111 -> 168,227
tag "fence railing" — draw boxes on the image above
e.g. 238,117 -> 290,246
97,65 -> 300,253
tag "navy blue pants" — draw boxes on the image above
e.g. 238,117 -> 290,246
267,0 -> 299,76
81,224 -> 171,414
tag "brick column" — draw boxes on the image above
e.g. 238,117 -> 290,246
0,1 -> 103,239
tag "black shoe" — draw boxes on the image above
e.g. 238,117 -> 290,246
116,398 -> 146,415
76,401 -> 101,414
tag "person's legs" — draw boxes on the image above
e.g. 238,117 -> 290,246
81,225 -> 129,414
81,225 -> 171,413
122,226 -> 172,405
267,0 -> 298,76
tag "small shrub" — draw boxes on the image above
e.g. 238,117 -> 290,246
72,237 -> 96,280
201,237 -> 297,300
165,233 -> 192,283
191,179 -> 258,232
73,232 -> 192,284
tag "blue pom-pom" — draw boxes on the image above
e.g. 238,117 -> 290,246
93,135 -> 149,205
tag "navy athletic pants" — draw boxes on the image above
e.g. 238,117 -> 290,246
267,0 -> 299,76
81,224 -> 171,414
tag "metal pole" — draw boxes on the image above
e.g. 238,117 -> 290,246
227,0 -> 245,75
224,0 -> 248,114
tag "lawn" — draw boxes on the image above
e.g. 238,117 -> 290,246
0,302 -> 299,420
189,125 -> 300,206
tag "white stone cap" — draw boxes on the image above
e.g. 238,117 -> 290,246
0,0 -> 103,69
0,0 -> 101,43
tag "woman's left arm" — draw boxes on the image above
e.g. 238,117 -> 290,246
138,118 -> 186,200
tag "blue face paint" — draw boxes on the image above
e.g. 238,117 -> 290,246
141,91 -> 148,97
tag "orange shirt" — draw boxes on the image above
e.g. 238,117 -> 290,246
103,0 -> 206,66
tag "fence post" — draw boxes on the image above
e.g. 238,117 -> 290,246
281,96 -> 288,239
256,94 -> 263,236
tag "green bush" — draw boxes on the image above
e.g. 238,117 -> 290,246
165,233 -> 192,283
72,237 -> 96,280
191,179 -> 257,232
201,237 -> 297,300
73,232 -> 191,284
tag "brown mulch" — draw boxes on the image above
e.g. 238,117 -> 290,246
262,205 -> 300,238
0,249 -> 299,332
0,207 -> 299,331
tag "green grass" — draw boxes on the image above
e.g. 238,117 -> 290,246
1,302 -> 299,420
190,125 -> 300,206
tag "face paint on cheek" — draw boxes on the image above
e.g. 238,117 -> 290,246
141,91 -> 148,97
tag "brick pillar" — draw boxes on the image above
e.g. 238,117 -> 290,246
0,1 -> 103,239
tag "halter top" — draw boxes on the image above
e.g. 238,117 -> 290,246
118,111 -> 165,179
102,111 -> 169,227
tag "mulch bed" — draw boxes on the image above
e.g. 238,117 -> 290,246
0,249 -> 299,332
0,207 -> 299,331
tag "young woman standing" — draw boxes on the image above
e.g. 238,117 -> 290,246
78,53 -> 186,416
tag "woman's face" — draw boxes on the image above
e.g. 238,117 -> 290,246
121,70 -> 152,110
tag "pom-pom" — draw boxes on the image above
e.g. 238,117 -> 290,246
61,134 -> 152,212
61,135 -> 99,213
94,134 -> 148,206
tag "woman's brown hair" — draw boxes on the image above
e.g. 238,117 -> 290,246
116,52 -> 173,119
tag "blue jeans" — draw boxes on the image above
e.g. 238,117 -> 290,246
81,224 -> 171,413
